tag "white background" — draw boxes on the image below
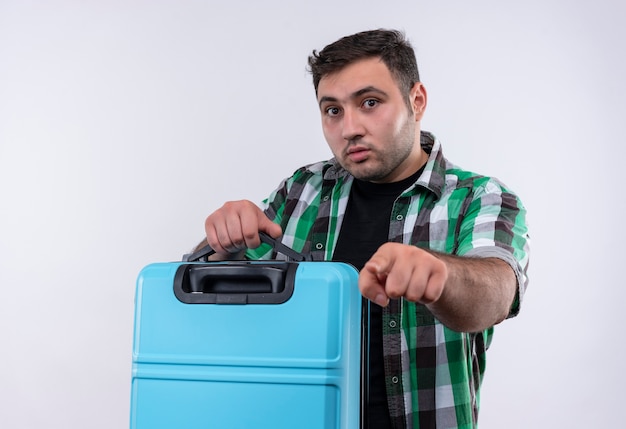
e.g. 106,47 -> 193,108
1,1 -> 624,428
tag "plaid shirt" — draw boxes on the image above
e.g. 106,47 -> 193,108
247,131 -> 530,429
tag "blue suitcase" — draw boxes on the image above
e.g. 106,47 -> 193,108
130,235 -> 363,428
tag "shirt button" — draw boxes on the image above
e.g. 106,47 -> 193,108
389,320 -> 397,328
396,214 -> 404,221
391,376 -> 399,384
315,243 -> 324,250
322,195 -> 329,202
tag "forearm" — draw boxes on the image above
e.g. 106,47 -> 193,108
426,254 -> 517,332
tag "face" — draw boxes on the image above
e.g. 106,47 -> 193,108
317,57 -> 427,183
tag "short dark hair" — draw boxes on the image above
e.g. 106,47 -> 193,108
307,29 -> 420,98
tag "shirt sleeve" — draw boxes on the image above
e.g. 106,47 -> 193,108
456,179 -> 530,316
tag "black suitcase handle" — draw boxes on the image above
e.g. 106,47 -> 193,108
174,262 -> 298,305
183,232 -> 311,262
176,232 -> 310,305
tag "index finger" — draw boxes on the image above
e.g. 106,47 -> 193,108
359,258 -> 391,307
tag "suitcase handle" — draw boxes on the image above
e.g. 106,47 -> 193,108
182,232 -> 311,262
174,262 -> 298,304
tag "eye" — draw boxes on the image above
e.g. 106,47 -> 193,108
325,106 -> 341,117
362,99 -> 378,109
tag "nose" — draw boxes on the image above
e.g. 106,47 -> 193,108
341,108 -> 365,141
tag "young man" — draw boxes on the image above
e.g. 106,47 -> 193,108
200,29 -> 530,429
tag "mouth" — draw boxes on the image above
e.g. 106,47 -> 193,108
346,146 -> 370,163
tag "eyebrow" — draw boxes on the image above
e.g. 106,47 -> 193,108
318,86 -> 389,108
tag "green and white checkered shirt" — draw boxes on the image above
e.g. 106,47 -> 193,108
247,131 -> 530,429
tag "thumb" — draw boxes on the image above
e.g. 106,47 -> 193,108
256,212 -> 283,239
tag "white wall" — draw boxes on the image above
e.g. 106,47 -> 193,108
1,1 -> 624,427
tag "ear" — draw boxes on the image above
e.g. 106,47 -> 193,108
410,82 -> 428,121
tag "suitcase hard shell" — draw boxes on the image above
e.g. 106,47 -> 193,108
130,260 -> 362,429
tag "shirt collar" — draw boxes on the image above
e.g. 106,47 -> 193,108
414,131 -> 445,199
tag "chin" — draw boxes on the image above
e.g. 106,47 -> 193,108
340,159 -> 388,182
351,169 -> 388,182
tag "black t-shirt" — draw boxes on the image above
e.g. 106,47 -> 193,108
332,167 -> 424,429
